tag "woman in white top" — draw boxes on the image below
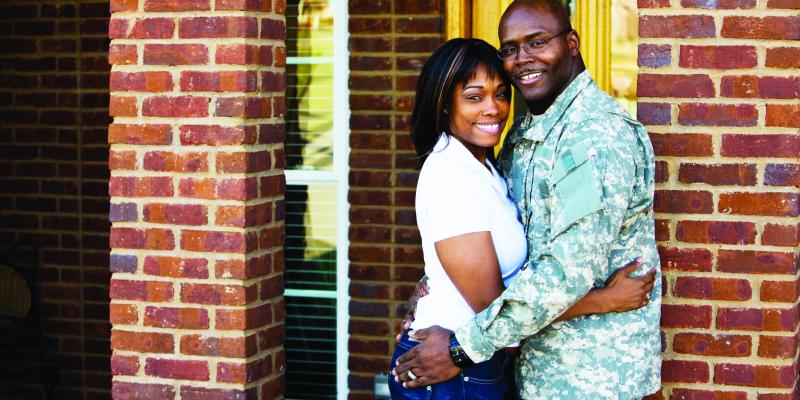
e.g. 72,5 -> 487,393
388,38 -> 653,400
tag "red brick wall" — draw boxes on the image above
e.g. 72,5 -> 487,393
638,1 -> 799,399
346,0 -> 445,398
0,1 -> 111,398
107,0 -> 287,398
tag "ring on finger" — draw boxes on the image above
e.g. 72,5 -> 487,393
407,370 -> 418,381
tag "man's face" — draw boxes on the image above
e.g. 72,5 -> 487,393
498,5 -> 578,111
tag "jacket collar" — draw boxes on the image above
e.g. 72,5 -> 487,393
508,70 -> 593,144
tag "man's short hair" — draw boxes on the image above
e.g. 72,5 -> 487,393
504,0 -> 573,31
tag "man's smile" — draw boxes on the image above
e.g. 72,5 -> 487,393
516,69 -> 545,85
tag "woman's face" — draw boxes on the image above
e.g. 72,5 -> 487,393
447,65 -> 511,162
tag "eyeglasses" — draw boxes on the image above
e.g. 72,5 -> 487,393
497,28 -> 573,60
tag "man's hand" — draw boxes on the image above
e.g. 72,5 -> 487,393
392,325 -> 460,388
396,276 -> 429,341
601,258 -> 656,313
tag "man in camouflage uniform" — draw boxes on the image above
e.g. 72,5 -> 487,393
393,1 -> 661,398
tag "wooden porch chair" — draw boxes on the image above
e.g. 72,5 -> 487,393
0,245 -> 59,399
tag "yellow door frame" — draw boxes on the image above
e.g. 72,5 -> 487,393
574,0 -> 611,93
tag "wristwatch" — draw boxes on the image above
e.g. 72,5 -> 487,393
448,334 -> 475,368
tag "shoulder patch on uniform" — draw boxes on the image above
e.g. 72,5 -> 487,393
552,141 -> 595,184
550,150 -> 604,238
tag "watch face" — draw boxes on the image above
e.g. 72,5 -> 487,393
449,345 -> 471,367
448,346 -> 460,361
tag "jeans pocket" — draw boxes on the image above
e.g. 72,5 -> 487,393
463,352 -> 509,384
462,353 -> 509,400
463,379 -> 506,400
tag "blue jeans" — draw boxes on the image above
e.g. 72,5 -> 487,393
388,333 -> 512,400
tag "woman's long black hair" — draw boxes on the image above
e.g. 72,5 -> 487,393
410,38 -> 511,161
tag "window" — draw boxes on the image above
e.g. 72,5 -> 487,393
284,1 -> 349,399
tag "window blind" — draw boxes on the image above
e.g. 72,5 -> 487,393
284,184 -> 338,398
285,184 -> 337,292
284,296 -> 337,399
284,0 -> 345,398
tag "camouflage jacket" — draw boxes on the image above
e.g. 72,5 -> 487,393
454,71 -> 662,399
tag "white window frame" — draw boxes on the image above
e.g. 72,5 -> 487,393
283,1 -> 350,399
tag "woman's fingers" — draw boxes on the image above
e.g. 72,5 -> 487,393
640,268 -> 657,282
621,258 -> 643,275
609,260 -> 640,283
409,327 -> 432,341
644,281 -> 655,294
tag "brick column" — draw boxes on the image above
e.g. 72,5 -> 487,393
638,1 -> 799,398
107,0 -> 286,398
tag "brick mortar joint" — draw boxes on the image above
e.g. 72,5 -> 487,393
111,11 -> 283,17
109,93 -> 286,98
660,268 -> 797,281
109,294 -> 285,313
638,68 -> 800,77
651,352 -> 798,367
637,97 -> 799,106
647,126 -> 799,135
109,37 -> 285,43
110,374 -> 285,389
638,9 -> 799,17
137,244 -> 283,254
111,66 -> 283,73
661,295 -> 800,309
653,158 -> 800,169
637,38 -> 800,47
109,169 -> 285,177
109,278 -> 278,290
664,343 -> 789,364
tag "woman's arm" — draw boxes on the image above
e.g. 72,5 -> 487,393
555,259 -> 656,321
434,231 -> 504,313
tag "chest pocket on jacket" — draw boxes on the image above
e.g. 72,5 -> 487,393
549,143 -> 604,239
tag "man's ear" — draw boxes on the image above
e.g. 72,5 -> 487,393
567,30 -> 580,57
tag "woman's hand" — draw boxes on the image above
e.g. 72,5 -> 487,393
600,258 -> 657,313
396,276 -> 429,341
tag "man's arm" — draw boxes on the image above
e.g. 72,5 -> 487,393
394,121 -> 640,387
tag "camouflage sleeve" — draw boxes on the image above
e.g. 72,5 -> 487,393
455,119 -> 638,362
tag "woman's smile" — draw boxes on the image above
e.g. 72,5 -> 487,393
475,121 -> 502,134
